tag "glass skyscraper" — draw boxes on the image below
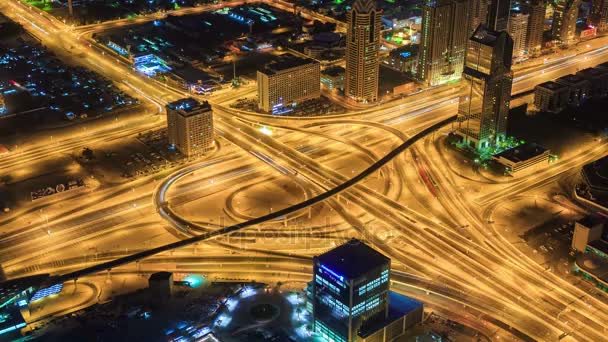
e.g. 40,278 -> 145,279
457,25 -> 514,150
312,239 -> 390,342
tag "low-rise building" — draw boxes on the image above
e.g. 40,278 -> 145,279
492,143 -> 550,176
170,66 -> 222,95
581,155 -> 608,202
572,214 -> 608,292
576,67 -> 608,98
257,55 -> 320,113
385,45 -> 418,74
534,81 -> 569,113
572,214 -> 607,252
556,74 -> 592,106
321,66 -> 345,92
166,98 -> 214,157
148,271 -> 174,302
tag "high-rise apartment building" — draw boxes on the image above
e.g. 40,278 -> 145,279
417,0 -> 469,86
312,239 -> 423,342
345,0 -> 382,103
468,0 -> 488,34
552,0 -> 580,44
487,0 -> 511,31
589,0 -> 608,31
257,54 -> 320,113
526,0 -> 546,53
457,25 -> 514,150
508,12 -> 529,57
166,98 -> 214,157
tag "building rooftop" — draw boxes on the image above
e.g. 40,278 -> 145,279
358,291 -> 423,338
536,81 -> 568,91
316,239 -> 390,280
322,66 -> 345,77
0,274 -> 49,307
494,143 -> 548,163
166,98 -> 211,117
578,214 -> 607,230
260,55 -> 318,75
589,239 -> 608,256
582,155 -> 608,193
577,67 -> 608,78
557,74 -> 589,85
471,25 -> 499,46
171,65 -> 216,84
149,271 -> 173,281
576,254 -> 608,284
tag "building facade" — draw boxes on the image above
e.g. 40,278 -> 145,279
492,143 -> 550,175
468,0 -> 488,34
312,239 -> 423,342
589,0 -> 608,31
345,0 -> 382,103
417,0 -> 469,86
166,98 -> 214,157
552,0 -> 580,44
556,73 -> 591,106
508,12 -> 529,57
534,81 -> 569,113
526,0 -> 546,53
257,55 -> 320,113
487,0 -> 511,31
456,25 -> 513,150
321,66 -> 346,92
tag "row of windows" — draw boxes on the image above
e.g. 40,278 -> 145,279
357,270 -> 389,296
316,275 -> 341,295
315,320 -> 347,342
352,294 -> 382,316
321,295 -> 349,317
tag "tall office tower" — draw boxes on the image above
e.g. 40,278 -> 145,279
166,98 -> 214,157
589,0 -> 608,31
345,0 -> 382,103
552,0 -> 580,43
526,0 -> 546,53
508,12 -> 529,56
468,0 -> 489,34
257,54 -> 320,113
487,0 -> 511,31
417,0 -> 469,86
457,25 -> 514,150
312,239 -> 423,342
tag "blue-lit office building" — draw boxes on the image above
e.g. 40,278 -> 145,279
312,239 -> 423,342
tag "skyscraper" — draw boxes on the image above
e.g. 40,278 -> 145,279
589,0 -> 608,31
468,0 -> 488,34
508,12 -> 529,57
345,0 -> 382,103
312,239 -> 423,342
552,0 -> 580,44
166,98 -> 214,157
487,0 -> 511,31
417,0 -> 469,86
457,25 -> 514,150
526,0 -> 546,53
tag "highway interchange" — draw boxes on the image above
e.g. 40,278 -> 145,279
2,0 -> 608,340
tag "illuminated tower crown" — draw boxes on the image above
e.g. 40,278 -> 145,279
353,0 -> 377,13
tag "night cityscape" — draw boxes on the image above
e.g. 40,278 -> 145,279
2,0 -> 608,341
